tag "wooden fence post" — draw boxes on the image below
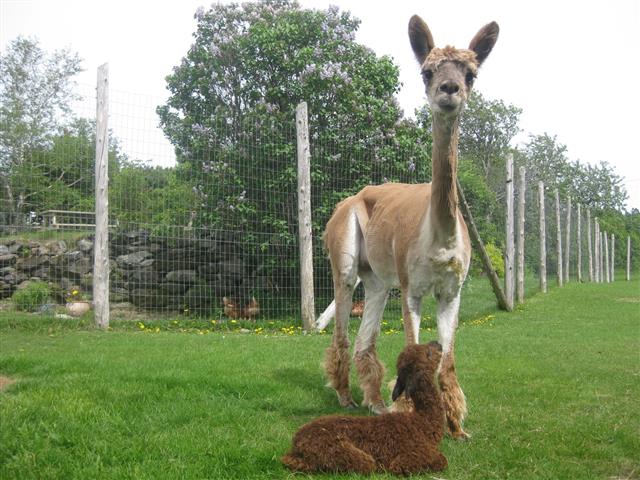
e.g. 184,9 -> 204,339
296,102 -> 316,331
594,218 -> 600,282
604,232 -> 610,283
555,189 -> 563,287
587,209 -> 593,281
538,182 -> 547,293
564,197 -> 571,283
504,154 -> 515,310
600,230 -> 605,283
516,167 -> 525,303
93,63 -> 110,329
627,236 -> 631,281
576,203 -> 582,282
610,234 -> 615,282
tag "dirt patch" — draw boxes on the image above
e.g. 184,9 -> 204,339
0,375 -> 16,392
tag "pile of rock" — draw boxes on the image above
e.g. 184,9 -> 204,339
0,230 -> 269,315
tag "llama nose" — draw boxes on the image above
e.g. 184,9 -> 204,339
439,81 -> 460,95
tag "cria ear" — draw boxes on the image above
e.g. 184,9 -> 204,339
468,21 -> 499,66
408,15 -> 435,65
392,374 -> 407,401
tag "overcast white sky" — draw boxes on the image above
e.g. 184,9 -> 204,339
2,0 -> 639,209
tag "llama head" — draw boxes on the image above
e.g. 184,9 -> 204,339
408,15 -> 499,119
392,341 -> 442,401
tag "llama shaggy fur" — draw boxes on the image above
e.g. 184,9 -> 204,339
282,342 -> 447,475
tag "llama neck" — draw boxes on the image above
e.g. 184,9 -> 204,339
430,114 -> 460,234
409,377 -> 444,421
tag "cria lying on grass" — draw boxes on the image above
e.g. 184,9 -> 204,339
282,342 -> 447,475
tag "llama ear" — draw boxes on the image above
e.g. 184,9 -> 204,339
468,21 -> 499,65
408,15 -> 435,65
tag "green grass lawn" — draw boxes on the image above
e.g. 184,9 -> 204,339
1,278 -> 638,479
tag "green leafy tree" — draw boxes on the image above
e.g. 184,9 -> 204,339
110,162 -> 199,231
517,133 -> 574,195
3,118 -> 124,228
459,91 -> 521,183
157,0 -> 428,296
570,160 -> 628,212
0,37 -> 82,223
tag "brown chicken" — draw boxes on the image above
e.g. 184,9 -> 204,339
222,296 -> 260,320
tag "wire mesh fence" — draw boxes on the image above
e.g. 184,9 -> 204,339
0,77 -> 629,324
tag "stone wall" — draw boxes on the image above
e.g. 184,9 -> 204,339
0,230 -> 270,315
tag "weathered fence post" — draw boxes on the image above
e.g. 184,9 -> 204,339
599,230 -> 605,283
504,154 -> 515,310
538,182 -> 547,293
610,234 -> 615,282
576,203 -> 582,282
627,236 -> 631,281
555,189 -> 563,287
93,63 -> 110,329
516,167 -> 525,303
587,209 -> 593,282
564,197 -> 572,283
594,218 -> 600,282
604,232 -> 610,283
296,102 -> 316,331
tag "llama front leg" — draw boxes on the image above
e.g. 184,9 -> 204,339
436,292 -> 469,439
401,292 -> 423,345
354,273 -> 389,414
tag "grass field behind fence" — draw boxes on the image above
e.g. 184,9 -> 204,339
0,278 -> 638,479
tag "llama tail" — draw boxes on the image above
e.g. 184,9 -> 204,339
282,453 -> 313,472
315,277 -> 361,331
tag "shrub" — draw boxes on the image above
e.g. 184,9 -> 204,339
471,242 -> 505,278
12,281 -> 51,312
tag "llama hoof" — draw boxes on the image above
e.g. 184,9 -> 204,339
451,429 -> 471,441
368,402 -> 388,415
337,392 -> 358,409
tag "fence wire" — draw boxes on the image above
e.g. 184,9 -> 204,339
0,85 -> 623,322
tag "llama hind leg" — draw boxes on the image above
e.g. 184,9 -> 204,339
354,273 -> 389,414
325,338 -> 356,408
325,277 -> 359,408
324,208 -> 362,408
437,292 -> 469,439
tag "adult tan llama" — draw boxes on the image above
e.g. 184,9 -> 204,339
320,15 -> 499,439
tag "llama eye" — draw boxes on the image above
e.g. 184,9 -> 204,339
465,72 -> 476,84
422,69 -> 433,82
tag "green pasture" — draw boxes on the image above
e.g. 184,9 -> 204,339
0,278 -> 638,479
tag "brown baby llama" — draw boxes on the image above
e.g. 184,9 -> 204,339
282,342 -> 447,475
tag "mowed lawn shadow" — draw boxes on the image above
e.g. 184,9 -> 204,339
270,367 -> 358,417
